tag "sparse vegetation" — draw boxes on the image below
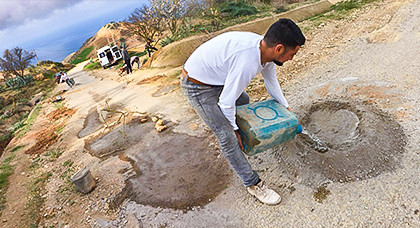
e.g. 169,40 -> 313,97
309,0 -> 380,23
16,104 -> 42,138
83,61 -> 102,71
71,46 -> 94,65
44,148 -> 63,161
27,171 -> 52,227
0,145 -> 23,215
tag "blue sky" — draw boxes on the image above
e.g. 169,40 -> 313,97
0,0 -> 147,62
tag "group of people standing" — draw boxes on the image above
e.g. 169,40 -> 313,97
121,39 -> 158,76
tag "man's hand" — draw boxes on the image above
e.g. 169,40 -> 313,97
286,107 -> 291,111
234,130 -> 244,151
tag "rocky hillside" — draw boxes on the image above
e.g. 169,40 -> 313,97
64,22 -> 144,64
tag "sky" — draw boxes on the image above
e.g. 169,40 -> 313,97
0,0 -> 147,62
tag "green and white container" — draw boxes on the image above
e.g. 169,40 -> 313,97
236,99 -> 301,156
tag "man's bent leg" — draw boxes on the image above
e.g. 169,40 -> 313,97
180,79 -> 259,187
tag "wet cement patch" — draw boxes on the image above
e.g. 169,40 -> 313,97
85,120 -> 230,210
276,100 -> 407,186
78,107 -> 103,138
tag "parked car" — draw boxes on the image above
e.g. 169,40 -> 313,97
97,45 -> 122,68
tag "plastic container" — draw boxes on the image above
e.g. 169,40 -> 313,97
236,99 -> 301,155
71,166 -> 96,194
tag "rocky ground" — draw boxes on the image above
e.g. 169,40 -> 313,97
0,0 -> 419,227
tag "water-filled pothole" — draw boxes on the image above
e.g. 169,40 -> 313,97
85,119 -> 230,210
277,100 -> 406,186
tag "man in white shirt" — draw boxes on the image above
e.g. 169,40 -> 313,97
180,19 -> 305,205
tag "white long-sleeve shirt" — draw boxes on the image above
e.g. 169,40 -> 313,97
184,31 -> 289,130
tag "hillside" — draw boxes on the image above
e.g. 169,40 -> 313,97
64,22 -> 144,64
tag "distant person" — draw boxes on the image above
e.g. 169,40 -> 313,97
121,45 -> 132,75
130,56 -> 141,69
180,19 -> 305,205
60,72 -> 74,88
56,72 -> 62,84
145,39 -> 158,57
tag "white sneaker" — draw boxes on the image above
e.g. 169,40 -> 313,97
247,181 -> 281,205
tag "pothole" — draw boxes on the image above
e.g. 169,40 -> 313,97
85,119 -> 230,210
276,100 -> 407,186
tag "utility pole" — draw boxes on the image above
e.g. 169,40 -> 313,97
33,49 -> 40,64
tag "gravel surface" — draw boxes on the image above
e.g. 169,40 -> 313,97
106,0 -> 419,227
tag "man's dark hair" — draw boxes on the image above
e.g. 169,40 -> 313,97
264,18 -> 306,48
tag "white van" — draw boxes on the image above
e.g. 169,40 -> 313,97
97,45 -> 122,68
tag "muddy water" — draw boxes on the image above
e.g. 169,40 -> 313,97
85,119 -> 230,210
276,100 -> 406,186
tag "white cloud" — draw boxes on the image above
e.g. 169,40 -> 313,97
0,0 -> 145,61
0,0 -> 83,30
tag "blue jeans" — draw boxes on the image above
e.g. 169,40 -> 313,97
180,75 -> 260,187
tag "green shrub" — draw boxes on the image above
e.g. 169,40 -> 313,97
160,36 -> 174,47
5,75 -> 34,89
129,51 -> 147,58
220,1 -> 258,17
71,46 -> 94,65
83,62 -> 102,71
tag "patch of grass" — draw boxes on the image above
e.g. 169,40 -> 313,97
10,145 -> 24,152
115,61 -> 125,69
309,0 -> 379,22
44,148 -> 63,161
53,100 -> 65,109
56,125 -> 66,134
129,51 -> 147,58
83,62 -> 102,71
0,145 -> 23,215
27,172 -> 52,227
71,46 -> 94,65
16,104 -> 42,138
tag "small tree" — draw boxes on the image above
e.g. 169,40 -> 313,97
0,47 -> 35,80
125,4 -> 165,42
150,0 -> 198,36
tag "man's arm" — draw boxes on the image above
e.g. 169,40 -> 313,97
261,63 -> 289,108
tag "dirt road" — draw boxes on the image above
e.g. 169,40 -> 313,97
1,0 -> 419,227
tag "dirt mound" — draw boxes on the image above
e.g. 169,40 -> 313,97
25,124 -> 62,154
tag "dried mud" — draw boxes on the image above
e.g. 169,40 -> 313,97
85,120 -> 230,210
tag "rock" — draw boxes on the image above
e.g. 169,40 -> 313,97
189,123 -> 198,130
155,119 -> 164,126
155,125 -> 167,132
140,118 -> 148,123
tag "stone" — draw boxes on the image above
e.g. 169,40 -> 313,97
156,125 -> 167,132
189,123 -> 198,130
155,119 -> 165,126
